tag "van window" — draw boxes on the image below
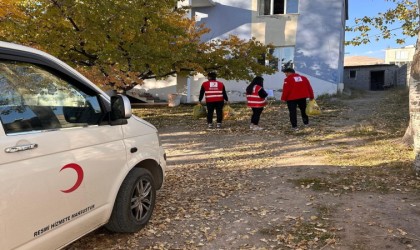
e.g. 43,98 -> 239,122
0,60 -> 103,134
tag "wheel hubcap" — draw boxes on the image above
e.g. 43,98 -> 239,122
131,177 -> 152,221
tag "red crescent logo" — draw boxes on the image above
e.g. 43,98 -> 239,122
60,163 -> 84,193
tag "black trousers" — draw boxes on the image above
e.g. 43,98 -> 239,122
206,101 -> 224,124
251,107 -> 264,125
286,98 -> 308,128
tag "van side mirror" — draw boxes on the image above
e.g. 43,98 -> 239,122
110,95 -> 132,124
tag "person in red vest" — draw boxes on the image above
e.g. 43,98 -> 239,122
199,72 -> 229,129
281,68 -> 314,131
246,76 -> 268,131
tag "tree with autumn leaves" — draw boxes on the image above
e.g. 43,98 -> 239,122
346,0 -> 418,46
4,0 -> 420,172
0,0 -> 276,92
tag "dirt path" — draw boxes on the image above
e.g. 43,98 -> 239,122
67,89 -> 420,250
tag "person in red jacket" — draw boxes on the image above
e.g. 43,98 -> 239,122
199,72 -> 229,129
246,76 -> 268,131
280,68 -> 314,130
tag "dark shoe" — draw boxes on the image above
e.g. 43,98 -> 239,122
208,123 -> 213,129
216,123 -> 222,129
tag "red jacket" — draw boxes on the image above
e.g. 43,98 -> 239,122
281,73 -> 314,101
246,85 -> 267,108
202,80 -> 225,102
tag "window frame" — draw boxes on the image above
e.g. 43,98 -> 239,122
396,50 -> 409,60
258,0 -> 299,16
259,46 -> 295,72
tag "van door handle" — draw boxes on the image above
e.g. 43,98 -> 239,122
5,143 -> 38,153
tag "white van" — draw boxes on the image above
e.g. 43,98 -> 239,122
0,41 -> 166,249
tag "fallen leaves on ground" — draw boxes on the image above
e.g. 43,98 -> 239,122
67,88 -> 419,250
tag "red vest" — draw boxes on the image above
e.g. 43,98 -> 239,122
202,80 -> 224,102
246,85 -> 267,108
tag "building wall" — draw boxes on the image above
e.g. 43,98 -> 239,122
134,77 -> 178,101
251,12 -> 298,45
385,46 -> 416,66
397,63 -> 409,87
191,0 -> 296,102
189,0 -> 346,102
193,1 -> 253,41
343,65 -> 399,90
136,0 -> 347,102
294,0 -> 346,87
384,46 -> 414,88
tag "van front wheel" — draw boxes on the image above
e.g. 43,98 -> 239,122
105,168 -> 156,233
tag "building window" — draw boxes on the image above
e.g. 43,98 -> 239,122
259,0 -> 299,15
349,70 -> 357,78
396,51 -> 409,60
260,47 -> 294,71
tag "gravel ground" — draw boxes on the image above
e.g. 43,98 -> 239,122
67,88 -> 420,250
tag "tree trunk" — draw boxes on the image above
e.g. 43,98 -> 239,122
402,122 -> 414,146
409,1 -> 420,173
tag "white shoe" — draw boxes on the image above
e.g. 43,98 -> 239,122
250,124 -> 255,129
252,125 -> 263,131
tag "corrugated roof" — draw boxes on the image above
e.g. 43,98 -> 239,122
344,56 -> 385,66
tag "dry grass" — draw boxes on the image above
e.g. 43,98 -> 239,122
134,87 -> 416,194
67,87 -> 418,250
297,87 -> 418,193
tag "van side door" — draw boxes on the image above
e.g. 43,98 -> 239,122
0,60 -> 127,249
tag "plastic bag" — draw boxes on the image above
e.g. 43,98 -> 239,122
306,99 -> 321,116
192,104 -> 207,119
223,105 -> 236,120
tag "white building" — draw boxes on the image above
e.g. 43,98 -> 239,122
385,45 -> 416,67
132,0 -> 348,103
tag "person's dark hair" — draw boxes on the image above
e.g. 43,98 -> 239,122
246,76 -> 264,94
208,72 -> 217,80
282,68 -> 295,73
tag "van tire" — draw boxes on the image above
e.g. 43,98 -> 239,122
105,168 -> 156,233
